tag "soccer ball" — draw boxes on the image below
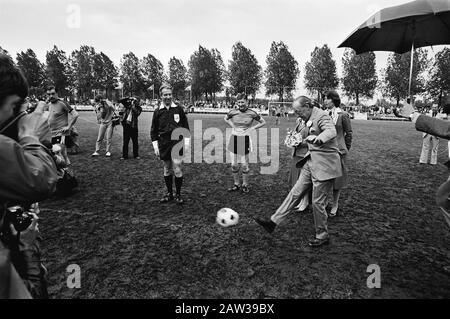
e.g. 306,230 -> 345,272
216,208 -> 239,227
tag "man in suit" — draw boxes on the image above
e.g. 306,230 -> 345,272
255,96 -> 342,247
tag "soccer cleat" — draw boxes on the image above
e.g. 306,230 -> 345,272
241,185 -> 250,193
105,152 -> 111,157
228,184 -> 240,192
92,152 -> 100,156
134,156 -> 141,159
254,218 -> 276,233
175,194 -> 184,205
160,193 -> 174,203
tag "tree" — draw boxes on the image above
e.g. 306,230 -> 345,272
304,44 -> 339,101
210,48 -> 226,100
188,46 -> 226,101
45,45 -> 70,97
265,41 -> 299,101
382,49 -> 428,106
427,48 -> 450,107
0,46 -> 11,59
341,49 -> 377,105
92,52 -> 118,100
141,53 -> 164,99
168,57 -> 187,100
70,45 -> 96,100
228,42 -> 262,99
120,52 -> 144,96
16,49 -> 46,97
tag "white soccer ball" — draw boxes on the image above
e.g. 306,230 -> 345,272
216,208 -> 239,227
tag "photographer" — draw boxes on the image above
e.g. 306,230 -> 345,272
0,53 -> 58,298
92,94 -> 116,157
118,97 -> 142,159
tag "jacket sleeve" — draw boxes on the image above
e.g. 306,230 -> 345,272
133,104 -> 142,117
180,108 -> 190,132
0,135 -> 58,203
316,113 -> 337,143
150,109 -> 159,142
342,113 -> 353,151
415,115 -> 450,139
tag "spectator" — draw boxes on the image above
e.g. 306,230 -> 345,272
419,104 -> 440,165
118,97 -> 142,160
92,94 -> 115,157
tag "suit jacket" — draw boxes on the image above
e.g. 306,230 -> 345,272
416,114 -> 450,139
291,119 -> 309,159
298,107 -> 342,181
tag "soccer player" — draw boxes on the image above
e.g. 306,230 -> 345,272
151,84 -> 190,204
224,93 -> 266,193
46,86 -> 79,166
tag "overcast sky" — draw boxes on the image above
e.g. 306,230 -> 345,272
1,0 -> 448,100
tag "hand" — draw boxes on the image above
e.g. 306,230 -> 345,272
10,213 -> 39,249
154,147 -> 160,157
17,112 -> 51,142
305,135 -> 323,145
61,126 -> 71,134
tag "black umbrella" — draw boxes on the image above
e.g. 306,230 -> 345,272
338,0 -> 450,98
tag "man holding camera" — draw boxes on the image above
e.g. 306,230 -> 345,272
118,97 -> 142,159
92,94 -> 116,157
0,54 -> 58,298
46,86 -> 79,165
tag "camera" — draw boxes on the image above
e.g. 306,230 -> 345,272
4,205 -> 34,232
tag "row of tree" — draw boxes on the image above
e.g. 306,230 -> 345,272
1,43 -> 449,106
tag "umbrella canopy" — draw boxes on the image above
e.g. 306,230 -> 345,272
338,0 -> 450,54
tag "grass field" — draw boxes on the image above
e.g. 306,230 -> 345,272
40,111 -> 450,298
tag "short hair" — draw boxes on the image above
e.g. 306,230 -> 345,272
159,83 -> 172,94
0,53 -> 28,105
235,93 -> 246,101
293,96 -> 316,109
324,90 -> 341,107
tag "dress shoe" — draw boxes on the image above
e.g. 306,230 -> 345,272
308,236 -> 330,247
255,218 -> 276,233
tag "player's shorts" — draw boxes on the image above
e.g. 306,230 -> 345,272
227,135 -> 251,155
276,113 -> 281,117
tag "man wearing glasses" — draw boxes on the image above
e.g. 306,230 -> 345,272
46,86 -> 79,165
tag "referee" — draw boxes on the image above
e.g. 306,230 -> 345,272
150,84 -> 190,204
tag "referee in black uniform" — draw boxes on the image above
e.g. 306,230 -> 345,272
150,84 -> 190,204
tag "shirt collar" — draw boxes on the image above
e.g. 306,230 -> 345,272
160,102 -> 177,110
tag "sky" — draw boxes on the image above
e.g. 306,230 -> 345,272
0,0 -> 448,102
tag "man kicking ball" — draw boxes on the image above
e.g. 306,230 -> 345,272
224,93 -> 266,193
151,84 -> 190,204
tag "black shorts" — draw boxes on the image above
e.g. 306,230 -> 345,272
159,138 -> 184,161
227,135 -> 251,155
